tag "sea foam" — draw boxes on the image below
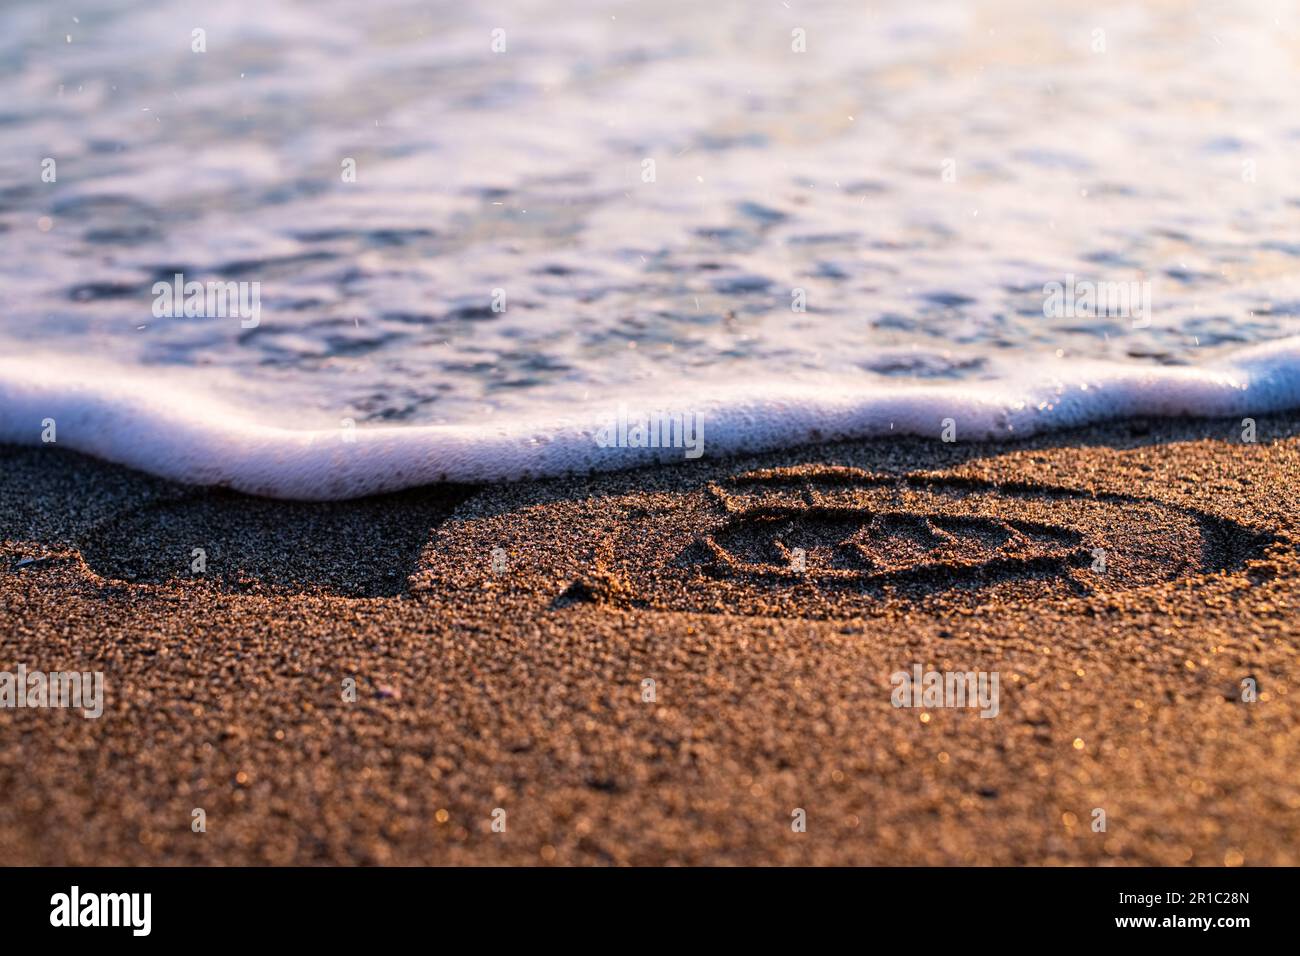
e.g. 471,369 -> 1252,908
4,337 -> 1300,500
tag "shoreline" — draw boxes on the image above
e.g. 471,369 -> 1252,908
8,334 -> 1300,498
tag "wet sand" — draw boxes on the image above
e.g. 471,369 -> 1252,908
1,415 -> 1298,865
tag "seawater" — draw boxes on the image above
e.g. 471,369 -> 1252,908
2,0 -> 1299,497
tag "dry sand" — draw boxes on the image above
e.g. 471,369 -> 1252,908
1,415 -> 1297,865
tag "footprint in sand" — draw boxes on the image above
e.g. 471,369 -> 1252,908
502,465 -> 1277,619
74,486 -> 474,597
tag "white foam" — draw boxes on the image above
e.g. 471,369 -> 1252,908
4,338 -> 1299,500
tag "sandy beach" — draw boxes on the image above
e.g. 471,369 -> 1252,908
1,415 -> 1297,866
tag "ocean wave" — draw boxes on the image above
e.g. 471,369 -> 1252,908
4,337 -> 1299,499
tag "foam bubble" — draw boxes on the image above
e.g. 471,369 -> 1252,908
4,337 -> 1298,500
